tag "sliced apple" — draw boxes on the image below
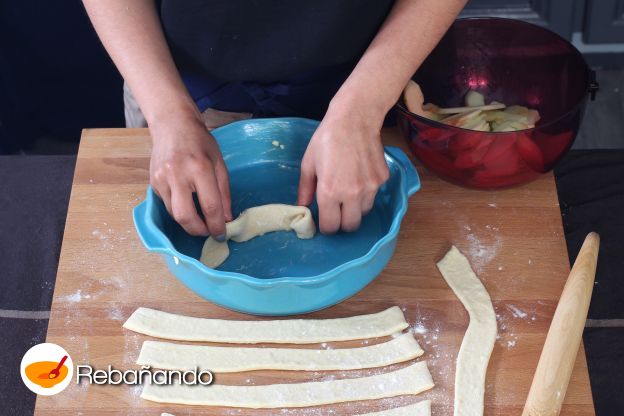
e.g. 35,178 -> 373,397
403,80 -> 424,113
440,109 -> 483,127
403,80 -> 439,120
504,105 -> 530,117
406,84 -> 540,132
491,120 -> 530,132
484,110 -> 505,122
435,102 -> 506,114
527,109 -> 541,126
459,114 -> 487,130
465,90 -> 485,107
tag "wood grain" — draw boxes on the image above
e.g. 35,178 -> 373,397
34,127 -> 595,415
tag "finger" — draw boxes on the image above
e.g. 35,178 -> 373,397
158,185 -> 174,216
361,192 -> 376,216
194,171 -> 227,239
297,157 -> 317,206
170,182 -> 210,236
341,200 -> 362,232
214,160 -> 233,222
317,191 -> 341,234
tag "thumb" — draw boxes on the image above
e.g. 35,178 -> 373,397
297,158 -> 316,206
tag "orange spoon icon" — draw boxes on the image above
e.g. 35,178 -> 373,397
38,355 -> 68,379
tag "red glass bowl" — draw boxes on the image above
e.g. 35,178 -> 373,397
396,17 -> 598,189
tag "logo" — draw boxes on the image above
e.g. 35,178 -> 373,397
21,343 -> 73,396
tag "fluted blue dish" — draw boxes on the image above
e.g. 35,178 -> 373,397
133,118 -> 420,316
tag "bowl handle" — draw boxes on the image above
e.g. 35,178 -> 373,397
384,146 -> 421,197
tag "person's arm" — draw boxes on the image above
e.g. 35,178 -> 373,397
83,0 -> 232,239
298,0 -> 467,233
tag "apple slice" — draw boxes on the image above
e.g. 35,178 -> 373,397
484,110 -> 505,122
504,105 -> 530,117
465,90 -> 485,107
403,80 -> 439,120
527,109 -> 541,126
441,109 -> 483,127
459,114 -> 488,131
435,102 -> 506,114
403,80 -> 424,113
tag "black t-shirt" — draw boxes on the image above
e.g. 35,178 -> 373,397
160,0 -> 395,83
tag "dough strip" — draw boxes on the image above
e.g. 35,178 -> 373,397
437,246 -> 497,416
200,204 -> 316,268
160,400 -> 431,416
360,400 -> 431,416
141,360 -> 434,408
137,332 -> 423,372
123,306 -> 409,344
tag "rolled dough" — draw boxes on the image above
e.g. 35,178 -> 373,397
362,401 -> 431,416
123,306 -> 409,344
141,361 -> 434,408
200,204 -> 316,268
136,332 -> 423,372
437,246 -> 497,416
160,400 -> 431,416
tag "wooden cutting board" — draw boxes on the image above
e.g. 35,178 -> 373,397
34,127 -> 595,415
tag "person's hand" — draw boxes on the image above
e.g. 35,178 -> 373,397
297,105 -> 389,234
149,113 -> 233,238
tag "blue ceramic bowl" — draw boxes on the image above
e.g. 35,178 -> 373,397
133,118 -> 420,316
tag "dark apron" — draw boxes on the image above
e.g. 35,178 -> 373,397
181,61 -> 356,121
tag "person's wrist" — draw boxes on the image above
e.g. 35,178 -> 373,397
147,101 -> 205,144
146,95 -> 201,128
327,85 -> 389,132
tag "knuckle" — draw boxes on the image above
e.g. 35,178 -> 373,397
365,182 -> 380,194
191,158 -> 212,172
202,201 -> 221,217
379,167 -> 390,183
151,167 -> 167,184
172,210 -> 192,225
318,182 -> 338,200
346,185 -> 364,198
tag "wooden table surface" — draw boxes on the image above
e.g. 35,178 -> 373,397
35,127 -> 595,415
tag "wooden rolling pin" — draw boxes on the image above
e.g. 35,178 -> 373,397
522,232 -> 600,416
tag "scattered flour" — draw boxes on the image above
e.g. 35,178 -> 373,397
59,289 -> 84,303
465,232 -> 502,273
507,304 -> 528,319
107,306 -> 125,321
412,323 -> 428,335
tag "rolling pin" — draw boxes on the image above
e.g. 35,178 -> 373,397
522,232 -> 600,416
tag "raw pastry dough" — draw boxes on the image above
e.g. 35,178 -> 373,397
200,204 -> 316,268
141,361 -> 434,408
123,306 -> 409,344
136,332 -> 423,372
362,401 -> 431,416
437,246 -> 497,416
160,400 -> 431,416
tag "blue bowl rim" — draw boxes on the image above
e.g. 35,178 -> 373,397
133,117 -> 418,287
